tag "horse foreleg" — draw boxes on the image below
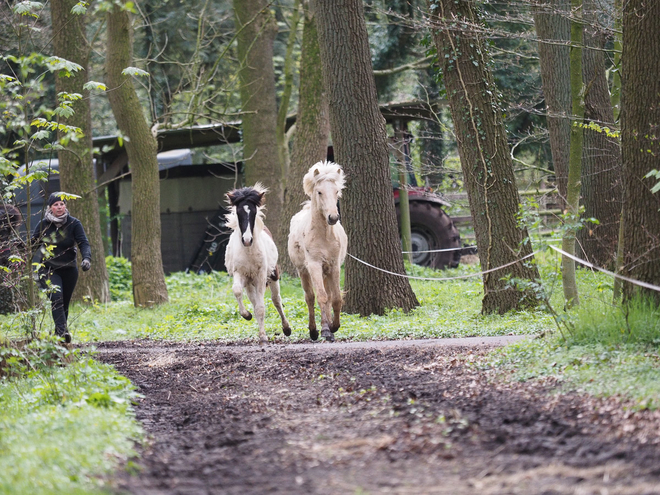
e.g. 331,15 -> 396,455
269,280 -> 291,337
299,270 -> 318,341
247,283 -> 268,345
232,274 -> 252,320
309,264 -> 333,342
325,268 -> 342,334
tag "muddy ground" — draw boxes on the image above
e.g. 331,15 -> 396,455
98,339 -> 660,495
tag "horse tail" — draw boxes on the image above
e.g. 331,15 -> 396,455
269,265 -> 280,282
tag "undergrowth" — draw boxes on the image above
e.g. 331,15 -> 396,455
0,339 -> 143,494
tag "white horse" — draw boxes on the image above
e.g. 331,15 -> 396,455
224,184 -> 291,344
288,161 -> 347,342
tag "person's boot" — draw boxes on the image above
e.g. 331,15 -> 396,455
55,326 -> 71,344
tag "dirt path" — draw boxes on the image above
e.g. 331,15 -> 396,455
98,338 -> 660,495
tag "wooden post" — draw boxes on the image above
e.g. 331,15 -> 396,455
395,120 -> 413,264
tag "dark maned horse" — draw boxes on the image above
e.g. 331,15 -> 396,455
224,184 -> 291,344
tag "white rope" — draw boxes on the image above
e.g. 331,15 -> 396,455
402,245 -> 474,254
550,245 -> 660,293
347,251 -> 538,282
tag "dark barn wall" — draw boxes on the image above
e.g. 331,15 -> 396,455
118,169 -> 239,274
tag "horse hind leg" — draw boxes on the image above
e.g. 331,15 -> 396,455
269,280 -> 291,337
247,284 -> 268,345
300,271 -> 318,341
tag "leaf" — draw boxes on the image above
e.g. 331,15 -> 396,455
70,1 -> 88,14
12,1 -> 43,17
121,67 -> 149,78
83,80 -> 107,91
45,56 -> 83,76
30,130 -> 50,141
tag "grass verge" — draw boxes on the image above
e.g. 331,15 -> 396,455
0,339 -> 143,494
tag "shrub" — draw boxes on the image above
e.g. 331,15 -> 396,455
106,256 -> 132,300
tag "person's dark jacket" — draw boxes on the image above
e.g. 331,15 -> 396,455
32,215 -> 91,269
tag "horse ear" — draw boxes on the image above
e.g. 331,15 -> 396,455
258,191 -> 266,206
226,191 -> 236,205
336,168 -> 341,175
314,168 -> 320,177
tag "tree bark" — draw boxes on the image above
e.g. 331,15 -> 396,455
533,0 -> 571,211
314,0 -> 419,316
234,0 -> 284,236
561,0 -> 585,308
105,1 -> 169,307
277,5 -> 330,276
428,0 -> 540,314
50,0 -> 110,303
576,0 -> 622,271
620,0 -> 660,304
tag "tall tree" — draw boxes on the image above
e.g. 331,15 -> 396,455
560,0 -> 585,307
532,0 -> 571,211
314,0 -> 419,316
105,1 -> 168,307
428,0 -> 540,314
576,0 -> 622,270
234,0 -> 284,234
620,0 -> 660,304
278,1 -> 330,276
50,0 -> 110,303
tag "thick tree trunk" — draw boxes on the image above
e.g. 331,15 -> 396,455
105,2 -> 168,307
533,0 -> 571,211
576,0 -> 622,270
620,0 -> 660,304
429,0 -> 540,314
234,0 -> 284,237
50,0 -> 110,303
314,0 -> 419,316
278,6 -> 330,276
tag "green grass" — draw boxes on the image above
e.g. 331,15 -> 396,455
0,341 -> 143,494
38,259 -> 561,343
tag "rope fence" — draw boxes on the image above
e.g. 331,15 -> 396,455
348,244 -> 660,294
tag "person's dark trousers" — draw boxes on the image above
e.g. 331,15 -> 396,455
41,266 -> 78,335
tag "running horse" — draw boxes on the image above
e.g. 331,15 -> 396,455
288,161 -> 347,342
224,184 -> 291,344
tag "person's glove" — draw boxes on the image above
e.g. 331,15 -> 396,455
81,259 -> 91,271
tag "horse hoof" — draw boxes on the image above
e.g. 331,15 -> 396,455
321,328 -> 335,342
242,312 -> 252,321
283,326 -> 291,337
309,329 -> 319,341
330,324 -> 340,333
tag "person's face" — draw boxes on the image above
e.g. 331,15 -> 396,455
50,200 -> 66,216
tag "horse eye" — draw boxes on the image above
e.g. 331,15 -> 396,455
318,191 -> 322,196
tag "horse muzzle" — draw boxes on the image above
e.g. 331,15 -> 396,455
242,238 -> 253,247
327,214 -> 340,226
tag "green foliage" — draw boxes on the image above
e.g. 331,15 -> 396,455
491,337 -> 660,411
0,339 -> 143,493
106,256 -> 132,300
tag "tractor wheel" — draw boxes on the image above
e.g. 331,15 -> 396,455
397,201 -> 461,269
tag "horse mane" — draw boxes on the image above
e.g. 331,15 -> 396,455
303,161 -> 346,198
224,183 -> 267,231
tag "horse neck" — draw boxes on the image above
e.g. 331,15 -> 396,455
310,196 -> 334,235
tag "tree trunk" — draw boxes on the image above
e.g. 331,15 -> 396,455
105,1 -> 169,307
50,0 -> 110,303
277,5 -> 330,276
428,0 -> 540,314
561,0 -> 585,308
576,0 -> 622,270
620,0 -> 660,304
533,0 -> 571,211
314,0 -> 419,316
234,0 -> 284,236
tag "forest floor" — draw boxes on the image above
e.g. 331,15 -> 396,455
98,338 -> 660,495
